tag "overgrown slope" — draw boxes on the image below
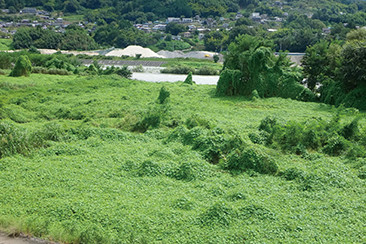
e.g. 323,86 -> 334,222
0,74 -> 365,243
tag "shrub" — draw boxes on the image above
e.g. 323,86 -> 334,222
322,135 -> 349,156
341,118 -> 360,140
0,52 -> 14,69
9,55 -> 32,77
251,89 -> 260,99
133,106 -> 164,133
173,161 -> 211,181
281,168 -> 304,181
184,72 -> 194,85
137,160 -> 162,176
157,86 -> 170,104
195,66 -> 219,75
161,65 -> 194,75
200,202 -> 235,226
222,147 -> 278,175
213,54 -> 220,63
32,67 -> 71,75
185,114 -> 211,129
115,66 -> 132,78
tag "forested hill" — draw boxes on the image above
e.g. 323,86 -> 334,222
2,0 -> 366,20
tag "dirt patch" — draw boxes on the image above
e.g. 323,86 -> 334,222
0,232 -> 54,244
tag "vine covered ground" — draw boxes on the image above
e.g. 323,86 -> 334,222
0,74 -> 365,243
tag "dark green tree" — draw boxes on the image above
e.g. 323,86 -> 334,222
166,22 -> 187,36
10,55 -> 32,77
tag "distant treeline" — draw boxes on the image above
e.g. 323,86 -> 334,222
2,0 -> 366,20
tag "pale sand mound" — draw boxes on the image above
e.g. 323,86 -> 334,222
106,46 -> 164,58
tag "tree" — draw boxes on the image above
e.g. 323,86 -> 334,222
217,35 -> 310,100
12,28 -> 33,49
10,55 -> 32,77
204,31 -> 228,52
165,22 -> 187,36
342,41 -> 366,89
302,40 -> 332,91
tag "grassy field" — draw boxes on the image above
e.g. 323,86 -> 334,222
0,39 -> 12,51
0,74 -> 365,243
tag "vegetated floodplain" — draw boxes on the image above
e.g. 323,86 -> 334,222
0,74 -> 365,243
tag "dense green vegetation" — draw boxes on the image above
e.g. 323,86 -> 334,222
217,35 -> 312,101
1,1 -> 366,243
302,29 -> 366,110
0,74 -> 365,243
12,25 -> 98,51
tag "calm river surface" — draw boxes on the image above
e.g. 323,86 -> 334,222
132,73 -> 219,85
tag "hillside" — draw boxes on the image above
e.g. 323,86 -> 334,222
0,74 -> 365,243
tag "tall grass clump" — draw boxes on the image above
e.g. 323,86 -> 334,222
0,121 -> 43,158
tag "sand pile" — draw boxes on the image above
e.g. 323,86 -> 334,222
106,45 -> 163,58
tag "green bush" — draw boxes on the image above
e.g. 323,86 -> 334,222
200,202 -> 235,226
0,52 -> 14,69
323,135 -> 349,156
173,161 -> 211,181
9,55 -> 32,77
257,115 -> 364,157
133,106 -> 165,133
185,114 -> 212,129
137,160 -> 162,177
184,72 -> 194,85
115,66 -> 132,78
157,86 -> 170,104
213,54 -> 220,63
32,67 -> 71,75
222,147 -> 278,175
195,66 -> 219,75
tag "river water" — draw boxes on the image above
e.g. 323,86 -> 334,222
131,73 -> 219,85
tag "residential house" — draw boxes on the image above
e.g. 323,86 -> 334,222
182,18 -> 193,23
188,25 -> 197,31
251,13 -> 261,22
167,17 -> 180,23
236,12 -> 243,20
183,32 -> 191,38
172,35 -> 181,41
153,24 -> 166,31
20,8 -> 37,15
